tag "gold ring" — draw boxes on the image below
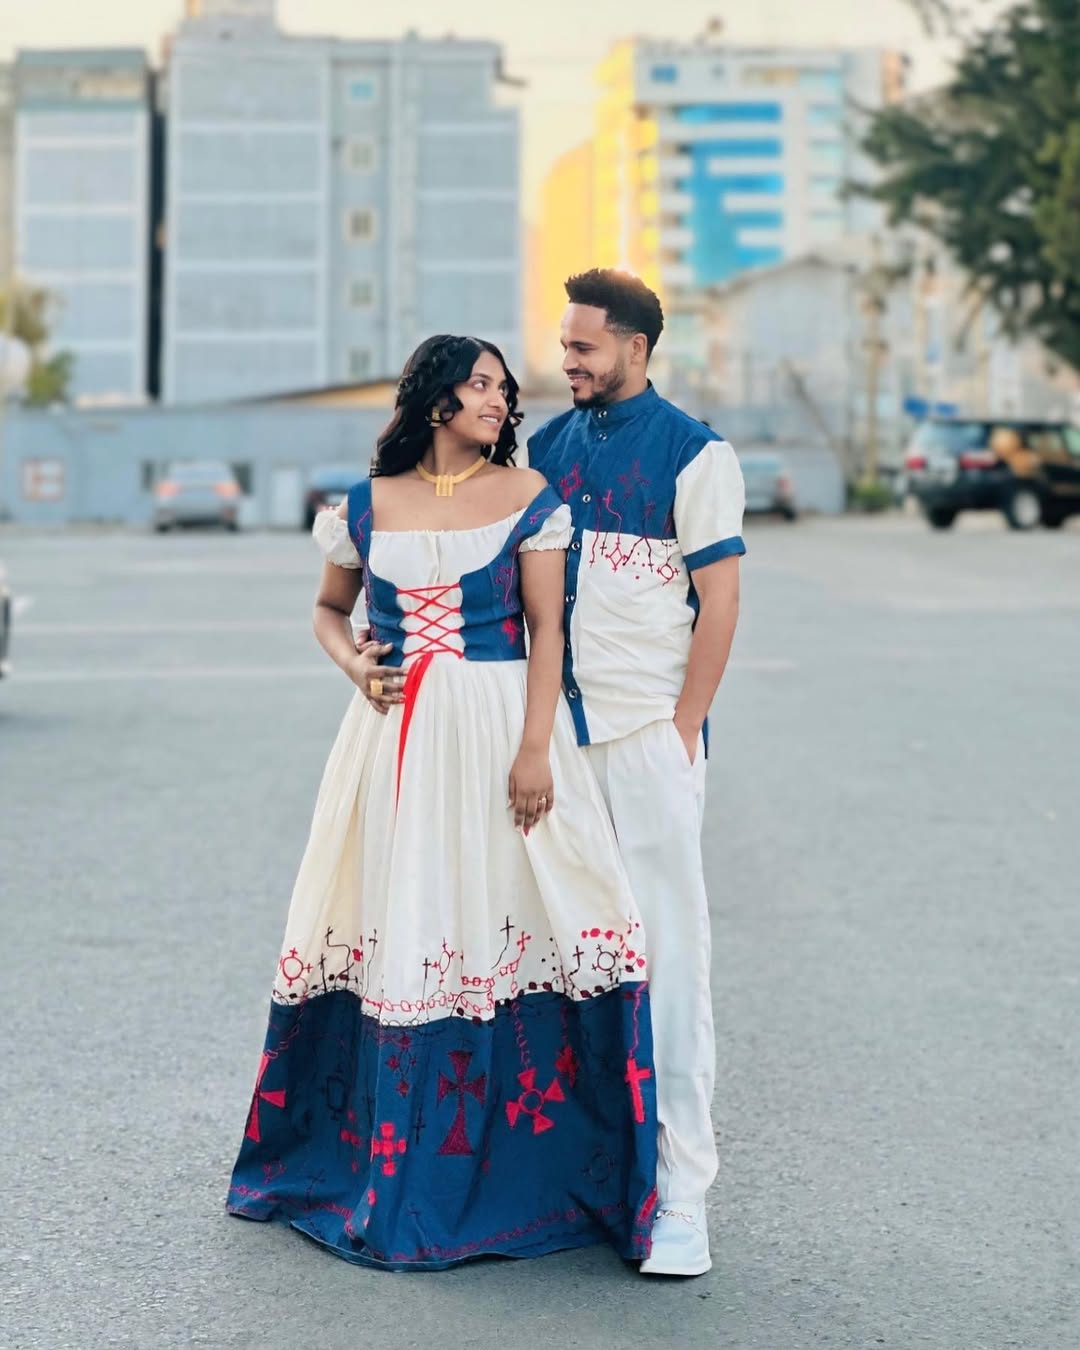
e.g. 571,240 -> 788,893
370,678 -> 384,698
538,795 -> 548,806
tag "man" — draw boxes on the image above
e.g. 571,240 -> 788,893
354,269 -> 744,1276
525,269 -> 743,1276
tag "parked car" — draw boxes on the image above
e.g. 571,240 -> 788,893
303,464 -> 358,530
0,557 -> 11,679
903,417 -> 1080,530
153,460 -> 241,532
739,451 -> 799,521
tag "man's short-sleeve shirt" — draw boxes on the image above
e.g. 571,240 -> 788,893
527,383 -> 746,747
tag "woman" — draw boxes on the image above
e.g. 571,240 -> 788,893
227,335 -> 658,1270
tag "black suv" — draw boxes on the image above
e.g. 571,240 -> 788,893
903,418 -> 1080,530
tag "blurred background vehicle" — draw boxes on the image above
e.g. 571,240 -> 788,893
739,451 -> 799,522
153,460 -> 242,533
303,464 -> 359,531
903,417 -> 1080,530
0,558 -> 11,679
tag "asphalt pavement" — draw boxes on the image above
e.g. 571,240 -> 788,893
2,512 -> 1078,1350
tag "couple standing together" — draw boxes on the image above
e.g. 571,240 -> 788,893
227,269 -> 746,1277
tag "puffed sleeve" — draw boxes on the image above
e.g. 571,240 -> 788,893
312,509 -> 362,568
518,501 -> 572,552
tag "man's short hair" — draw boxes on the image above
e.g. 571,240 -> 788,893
564,268 -> 665,357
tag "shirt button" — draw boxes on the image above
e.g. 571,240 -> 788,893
565,593 -> 575,603
567,688 -> 580,699
582,493 -> 591,503
598,432 -> 607,441
598,410 -> 607,419
571,540 -> 581,552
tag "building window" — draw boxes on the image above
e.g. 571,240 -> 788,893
743,66 -> 798,86
348,277 -> 375,308
651,64 -> 678,84
808,103 -> 841,125
346,138 -> 377,172
800,70 -> 843,92
704,138 -> 783,159
348,75 -> 378,103
345,208 -> 377,243
810,141 -> 845,167
677,103 -> 781,124
21,459 -> 66,502
349,348 -> 373,381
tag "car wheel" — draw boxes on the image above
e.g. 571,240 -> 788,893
1004,484 -> 1042,531
1041,503 -> 1067,529
154,522 -> 171,533
924,506 -> 956,530
781,506 -> 799,522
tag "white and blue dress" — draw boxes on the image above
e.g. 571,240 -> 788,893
227,480 -> 658,1270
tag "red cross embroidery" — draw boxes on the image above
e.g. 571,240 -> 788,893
245,1052 -> 286,1143
436,1050 -> 487,1156
624,1057 -> 652,1126
505,1068 -> 565,1134
370,1121 -> 407,1176
554,1044 -> 580,1087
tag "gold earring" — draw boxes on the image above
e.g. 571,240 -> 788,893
428,409 -> 443,428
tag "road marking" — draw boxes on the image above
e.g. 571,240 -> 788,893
17,665 -> 339,683
17,619 -> 310,636
15,656 -> 795,684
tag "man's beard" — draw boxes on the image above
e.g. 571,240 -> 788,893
572,356 -> 628,408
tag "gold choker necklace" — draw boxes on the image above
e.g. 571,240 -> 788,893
416,456 -> 486,498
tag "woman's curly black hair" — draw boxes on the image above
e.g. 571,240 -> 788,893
371,335 -> 523,478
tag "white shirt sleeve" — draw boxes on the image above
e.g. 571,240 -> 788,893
312,509 -> 362,568
673,439 -> 746,571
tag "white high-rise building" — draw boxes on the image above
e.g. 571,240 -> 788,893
162,8 -> 520,403
592,38 -> 906,382
595,38 -> 906,288
12,49 -> 153,402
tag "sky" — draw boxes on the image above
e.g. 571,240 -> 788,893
0,0 -> 1009,217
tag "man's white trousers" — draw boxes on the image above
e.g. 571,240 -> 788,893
585,718 -> 717,1205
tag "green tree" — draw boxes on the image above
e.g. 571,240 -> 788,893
25,352 -> 75,407
0,281 -> 74,406
859,0 -> 1080,370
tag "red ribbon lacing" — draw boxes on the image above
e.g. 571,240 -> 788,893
395,584 -> 464,804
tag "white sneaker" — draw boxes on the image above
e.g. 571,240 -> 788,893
639,1201 -> 712,1277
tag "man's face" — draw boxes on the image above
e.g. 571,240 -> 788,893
560,303 -> 632,408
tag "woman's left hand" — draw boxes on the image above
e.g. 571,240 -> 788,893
508,746 -> 554,836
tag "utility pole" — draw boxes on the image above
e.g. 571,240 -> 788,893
0,220 -> 16,521
861,234 -> 889,485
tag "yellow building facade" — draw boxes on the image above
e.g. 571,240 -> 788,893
526,140 -> 595,382
592,40 -> 661,296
